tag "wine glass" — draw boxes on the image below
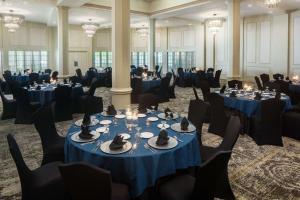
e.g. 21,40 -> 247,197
161,120 -> 167,129
151,105 -> 155,113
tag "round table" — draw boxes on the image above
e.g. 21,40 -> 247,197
27,84 -> 84,105
142,79 -> 161,92
218,92 -> 292,117
11,74 -> 50,85
65,112 -> 201,197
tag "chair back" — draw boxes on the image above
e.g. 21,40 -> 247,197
29,73 -> 39,84
7,134 -> 31,198
199,80 -> 210,102
177,67 -> 184,77
273,73 -> 284,80
0,87 -> 9,103
136,67 -> 144,77
88,78 -> 98,96
260,73 -> 270,86
255,76 -> 263,90
45,69 -> 52,74
214,70 -> 222,83
193,151 -> 232,200
76,68 -> 83,78
264,81 -> 280,91
131,77 -> 143,103
208,93 -> 229,136
59,162 -> 112,200
138,93 -> 159,113
207,68 -> 214,73
192,87 -> 200,100
53,86 -> 72,122
158,76 -> 171,99
228,80 -> 243,89
274,80 -> 289,95
219,115 -> 241,150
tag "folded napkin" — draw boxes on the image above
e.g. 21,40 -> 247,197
156,129 -> 169,146
164,108 -> 174,119
181,117 -> 189,131
109,135 -> 126,150
229,91 -> 237,98
82,113 -> 91,126
220,85 -> 226,94
79,125 -> 93,139
254,92 -> 262,100
107,105 -> 117,115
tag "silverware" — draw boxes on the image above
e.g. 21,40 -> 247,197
80,140 -> 96,146
174,136 -> 183,143
129,143 -> 138,155
144,143 -> 156,153
92,140 -> 103,152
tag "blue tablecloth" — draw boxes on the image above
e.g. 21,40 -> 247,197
289,84 -> 300,93
65,112 -> 201,197
221,94 -> 292,117
11,74 -> 50,85
142,79 -> 161,92
28,84 -> 84,105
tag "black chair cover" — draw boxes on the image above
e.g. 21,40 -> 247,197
228,80 -> 243,89
52,85 -> 72,122
0,87 -> 16,120
255,76 -> 263,90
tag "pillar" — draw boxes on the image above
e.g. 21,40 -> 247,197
227,0 -> 240,78
148,18 -> 155,70
57,6 -> 69,75
110,0 -> 132,109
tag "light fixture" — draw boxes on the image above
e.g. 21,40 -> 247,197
1,10 -> 24,33
81,19 -> 99,38
264,0 -> 281,8
136,25 -> 148,39
207,14 -> 223,35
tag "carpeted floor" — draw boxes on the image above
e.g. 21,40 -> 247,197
0,87 -> 299,200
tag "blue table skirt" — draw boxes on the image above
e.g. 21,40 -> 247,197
11,74 -> 50,85
289,84 -> 300,93
222,95 -> 292,117
28,85 -> 84,105
65,112 -> 201,197
142,79 -> 161,92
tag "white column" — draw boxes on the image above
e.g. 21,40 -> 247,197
148,18 -> 155,70
227,0 -> 240,78
57,6 -> 69,75
111,0 -> 132,109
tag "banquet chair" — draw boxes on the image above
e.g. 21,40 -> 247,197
0,87 -> 16,120
29,73 -> 39,85
52,85 -> 73,122
80,95 -> 103,115
7,134 -> 66,200
33,106 -> 65,165
255,76 -> 263,90
273,73 -> 284,80
274,80 -> 290,95
45,68 -> 52,74
207,68 -> 214,73
0,77 -> 11,94
263,81 -> 280,91
283,110 -> 300,141
59,162 -> 130,200
201,115 -> 241,162
188,91 -> 209,143
138,93 -> 160,113
168,75 -> 178,99
199,80 -> 211,102
157,76 -> 171,102
131,77 -> 143,103
177,67 -> 185,87
227,80 -> 243,89
136,67 -> 144,77
212,69 -> 222,88
14,87 -> 40,124
251,98 -> 285,146
208,93 -> 230,137
158,151 -> 233,200
83,77 -> 98,96
260,73 -> 270,87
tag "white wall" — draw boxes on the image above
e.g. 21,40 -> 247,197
243,14 -> 288,81
290,10 -> 300,76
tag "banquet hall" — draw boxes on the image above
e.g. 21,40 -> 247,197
0,0 -> 299,199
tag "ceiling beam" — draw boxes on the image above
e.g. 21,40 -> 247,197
57,0 -> 90,8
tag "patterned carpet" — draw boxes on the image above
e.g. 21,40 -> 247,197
0,87 -> 299,200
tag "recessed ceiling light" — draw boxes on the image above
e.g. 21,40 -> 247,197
248,4 -> 253,8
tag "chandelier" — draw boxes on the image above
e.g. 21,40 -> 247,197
136,25 -> 148,39
1,10 -> 24,33
82,19 -> 99,38
264,0 -> 281,8
207,18 -> 223,35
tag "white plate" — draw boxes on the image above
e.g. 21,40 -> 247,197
71,131 -> 100,143
137,113 -> 147,118
140,132 -> 154,139
157,124 -> 170,129
147,117 -> 159,122
96,127 -> 107,133
157,113 -> 179,120
115,114 -> 126,119
100,140 -> 132,154
147,136 -> 178,150
75,119 -> 99,127
100,120 -> 112,125
170,123 -> 196,133
120,133 -> 131,140
101,112 -> 115,117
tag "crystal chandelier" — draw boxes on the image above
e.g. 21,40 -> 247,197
1,10 -> 24,33
207,18 -> 223,35
82,19 -> 99,38
264,0 -> 281,8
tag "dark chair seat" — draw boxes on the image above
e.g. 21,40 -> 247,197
111,182 -> 131,200
159,175 -> 195,200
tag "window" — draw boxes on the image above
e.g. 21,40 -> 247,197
131,52 -> 148,67
154,52 -> 163,66
94,51 -> 112,69
8,50 -> 48,73
167,51 -> 195,70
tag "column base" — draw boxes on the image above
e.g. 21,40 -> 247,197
110,87 -> 132,109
